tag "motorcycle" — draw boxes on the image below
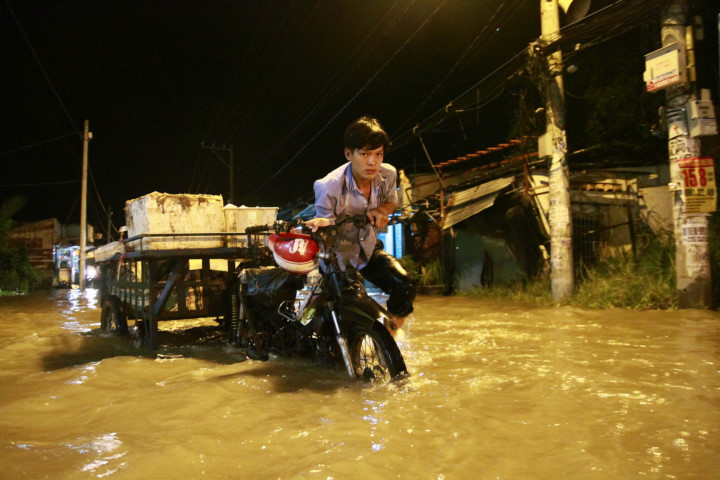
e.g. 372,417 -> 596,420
229,215 -> 408,382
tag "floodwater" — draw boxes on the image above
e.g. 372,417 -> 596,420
1,290 -> 719,480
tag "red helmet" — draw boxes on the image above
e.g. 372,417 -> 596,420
267,231 -> 319,274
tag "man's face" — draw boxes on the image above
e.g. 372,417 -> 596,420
346,145 -> 384,185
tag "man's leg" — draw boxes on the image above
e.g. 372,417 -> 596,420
360,248 -> 417,335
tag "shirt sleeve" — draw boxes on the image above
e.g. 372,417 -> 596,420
313,177 -> 337,222
381,166 -> 398,206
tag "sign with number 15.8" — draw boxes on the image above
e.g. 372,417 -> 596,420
677,157 -> 716,213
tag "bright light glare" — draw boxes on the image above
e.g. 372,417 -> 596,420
86,266 -> 97,279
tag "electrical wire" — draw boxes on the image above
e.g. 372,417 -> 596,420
201,2 -> 275,144
187,148 -> 205,193
240,0 -> 409,170
252,0 -> 449,194
0,180 -> 79,187
390,0 -> 664,154
63,194 -> 79,226
393,0 -> 526,136
212,1 -> 300,143
3,0 -> 80,135
391,47 -> 528,150
543,0 -> 663,59
2,0 -> 119,230
223,0 -> 308,142
88,166 -> 118,234
0,132 -> 79,157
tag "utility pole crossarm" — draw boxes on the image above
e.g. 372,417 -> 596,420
200,143 -> 235,205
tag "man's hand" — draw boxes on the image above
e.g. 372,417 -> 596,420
367,208 -> 391,229
306,217 -> 332,232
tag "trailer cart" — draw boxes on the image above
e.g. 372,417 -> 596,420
96,232 -> 273,349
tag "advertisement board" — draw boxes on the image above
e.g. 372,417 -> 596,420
677,156 -> 716,213
644,43 -> 687,92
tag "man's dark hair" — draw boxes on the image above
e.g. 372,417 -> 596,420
343,116 -> 390,151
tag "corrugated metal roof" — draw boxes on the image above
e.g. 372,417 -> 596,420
442,176 -> 514,229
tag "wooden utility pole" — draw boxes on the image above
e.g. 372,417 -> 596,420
200,143 -> 234,205
79,120 -> 91,289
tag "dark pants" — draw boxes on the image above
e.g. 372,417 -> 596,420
360,245 -> 417,317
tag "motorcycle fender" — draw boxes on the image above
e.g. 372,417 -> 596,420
335,295 -> 386,328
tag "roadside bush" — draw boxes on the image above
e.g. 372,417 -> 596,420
399,255 -> 420,279
571,237 -> 676,309
0,218 -> 38,295
466,235 -> 677,310
0,243 -> 38,295
710,211 -> 720,310
465,276 -> 552,306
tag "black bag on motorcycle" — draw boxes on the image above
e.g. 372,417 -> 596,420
239,266 -> 305,315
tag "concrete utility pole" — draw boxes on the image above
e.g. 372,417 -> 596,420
541,0 -> 574,301
79,120 -> 91,290
200,143 -> 235,205
662,1 -> 712,307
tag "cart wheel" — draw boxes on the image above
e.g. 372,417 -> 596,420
227,290 -> 244,346
101,297 -> 128,335
132,316 -> 159,350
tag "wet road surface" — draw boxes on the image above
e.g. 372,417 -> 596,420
1,289 -> 719,479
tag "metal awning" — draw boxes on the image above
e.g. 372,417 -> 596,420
442,176 -> 514,229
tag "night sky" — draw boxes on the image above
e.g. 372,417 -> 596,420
2,0 -> 613,234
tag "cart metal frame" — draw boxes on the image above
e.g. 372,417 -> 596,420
97,232 -> 273,349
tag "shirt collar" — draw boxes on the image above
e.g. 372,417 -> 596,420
343,163 -> 383,194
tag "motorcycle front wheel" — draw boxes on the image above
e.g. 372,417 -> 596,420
343,312 -> 407,381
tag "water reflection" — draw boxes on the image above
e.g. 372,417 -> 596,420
0,293 -> 719,479
66,287 -> 99,311
67,432 -> 126,472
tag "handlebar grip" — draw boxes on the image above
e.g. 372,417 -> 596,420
245,224 -> 272,234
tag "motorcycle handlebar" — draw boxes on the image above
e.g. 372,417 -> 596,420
244,215 -> 369,235
244,224 -> 273,234
336,214 -> 369,228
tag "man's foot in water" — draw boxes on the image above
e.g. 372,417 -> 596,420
384,315 -> 406,339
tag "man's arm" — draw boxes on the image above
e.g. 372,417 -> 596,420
308,176 -> 338,232
306,217 -> 332,232
368,165 -> 398,228
367,202 -> 396,228
313,176 -> 338,220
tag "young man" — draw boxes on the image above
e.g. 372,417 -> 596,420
306,116 -> 416,336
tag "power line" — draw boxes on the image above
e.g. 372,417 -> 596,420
0,132 -> 79,156
88,165 -> 118,233
222,0 -> 305,142
247,0 -> 408,170
253,0 -> 449,194
1,179 -> 80,187
391,47 -> 527,151
211,0 -> 298,144
202,2 -> 275,143
3,0 -> 80,134
393,0 -> 525,136
390,0 -> 664,153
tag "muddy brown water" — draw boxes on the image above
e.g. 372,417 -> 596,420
1,289 -> 719,479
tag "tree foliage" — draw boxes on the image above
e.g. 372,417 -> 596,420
0,196 -> 38,295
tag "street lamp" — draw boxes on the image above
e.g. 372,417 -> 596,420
558,0 -> 590,24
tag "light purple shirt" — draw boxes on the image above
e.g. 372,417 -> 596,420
314,162 -> 398,269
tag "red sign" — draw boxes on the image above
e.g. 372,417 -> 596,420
677,157 -> 716,213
